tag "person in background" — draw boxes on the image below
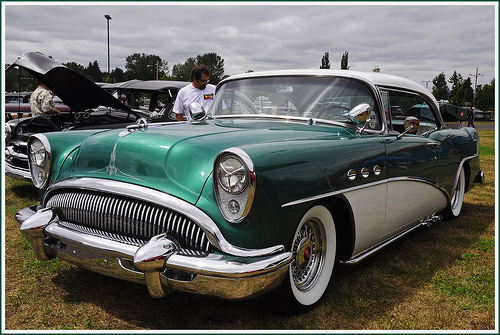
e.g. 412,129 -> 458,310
30,81 -> 60,116
467,106 -> 476,128
174,65 -> 216,121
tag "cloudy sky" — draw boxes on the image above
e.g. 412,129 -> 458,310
2,2 -> 497,90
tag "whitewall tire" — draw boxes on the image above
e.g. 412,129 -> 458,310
444,166 -> 466,219
288,205 -> 336,307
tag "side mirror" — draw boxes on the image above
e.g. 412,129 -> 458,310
189,102 -> 208,122
348,103 -> 371,124
397,116 -> 419,139
348,103 -> 371,133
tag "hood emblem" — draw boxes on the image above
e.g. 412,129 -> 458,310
89,141 -> 142,181
120,118 -> 149,137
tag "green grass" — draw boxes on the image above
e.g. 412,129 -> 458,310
3,129 -> 496,330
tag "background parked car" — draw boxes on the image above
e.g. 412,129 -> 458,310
102,79 -> 189,122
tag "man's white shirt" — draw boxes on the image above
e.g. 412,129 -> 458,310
173,84 -> 216,121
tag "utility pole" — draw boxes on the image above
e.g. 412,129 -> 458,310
469,68 -> 484,104
422,80 -> 431,90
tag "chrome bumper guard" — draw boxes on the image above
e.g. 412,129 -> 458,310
18,206 -> 292,300
5,161 -> 31,181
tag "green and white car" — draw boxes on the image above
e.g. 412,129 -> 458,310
17,68 -> 484,309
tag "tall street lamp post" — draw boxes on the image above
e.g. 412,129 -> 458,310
104,15 -> 112,78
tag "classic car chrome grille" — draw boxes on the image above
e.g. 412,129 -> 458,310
46,190 -> 211,254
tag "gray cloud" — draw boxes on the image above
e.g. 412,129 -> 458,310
3,2 -> 496,89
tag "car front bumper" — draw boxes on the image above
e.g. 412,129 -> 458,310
17,205 -> 293,300
5,145 -> 31,181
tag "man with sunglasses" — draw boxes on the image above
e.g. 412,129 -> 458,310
174,65 -> 216,121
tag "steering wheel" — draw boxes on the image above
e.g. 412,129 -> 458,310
316,106 -> 348,120
223,91 -> 259,115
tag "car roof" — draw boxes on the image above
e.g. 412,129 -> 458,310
7,52 -> 132,112
101,79 -> 142,90
112,80 -> 189,92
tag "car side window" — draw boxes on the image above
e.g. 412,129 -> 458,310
387,90 -> 438,135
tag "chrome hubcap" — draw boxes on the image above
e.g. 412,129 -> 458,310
291,218 -> 325,291
296,237 -> 312,270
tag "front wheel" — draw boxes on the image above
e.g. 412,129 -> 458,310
443,166 -> 465,219
286,205 -> 337,308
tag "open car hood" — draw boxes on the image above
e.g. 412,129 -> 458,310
7,52 -> 132,112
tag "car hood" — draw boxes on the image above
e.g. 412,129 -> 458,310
7,52 -> 131,112
58,120 -> 358,204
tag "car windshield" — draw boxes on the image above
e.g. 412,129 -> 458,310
211,76 -> 380,129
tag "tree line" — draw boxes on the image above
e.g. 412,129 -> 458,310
320,50 -> 494,112
5,50 -> 495,113
5,52 -> 229,92
432,71 -> 495,112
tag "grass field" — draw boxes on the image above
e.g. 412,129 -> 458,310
3,129 -> 496,331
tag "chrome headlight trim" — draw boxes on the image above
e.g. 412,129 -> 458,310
5,123 -> 12,142
214,148 -> 256,223
28,134 -> 51,189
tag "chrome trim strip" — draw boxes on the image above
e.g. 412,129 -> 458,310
281,179 -> 389,208
342,224 -> 422,265
5,146 -> 27,160
340,214 -> 442,265
454,154 -> 480,194
213,114 -> 384,134
44,178 -> 284,258
45,220 -> 140,258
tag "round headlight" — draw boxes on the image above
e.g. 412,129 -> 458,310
28,135 -> 51,189
214,148 -> 256,223
217,156 -> 248,194
30,138 -> 47,167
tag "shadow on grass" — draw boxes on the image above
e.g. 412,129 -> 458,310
9,183 -> 39,201
48,200 -> 494,330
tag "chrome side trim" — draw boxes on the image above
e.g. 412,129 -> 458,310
282,177 -> 448,208
341,214 -> 442,265
281,179 -> 388,208
454,154 -> 480,193
43,178 -> 284,258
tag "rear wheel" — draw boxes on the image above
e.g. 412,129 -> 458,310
286,205 -> 337,308
443,166 -> 465,219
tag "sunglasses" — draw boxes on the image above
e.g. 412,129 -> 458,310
197,78 -> 209,83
